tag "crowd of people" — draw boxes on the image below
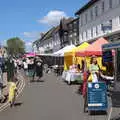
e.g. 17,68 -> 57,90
0,54 -> 45,107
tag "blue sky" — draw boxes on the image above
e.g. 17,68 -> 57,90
0,0 -> 89,51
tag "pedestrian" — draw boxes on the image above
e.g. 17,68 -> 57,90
13,58 -> 17,74
6,56 -> 15,82
8,79 -> 18,108
23,59 -> 28,76
33,57 -> 43,81
28,58 -> 34,79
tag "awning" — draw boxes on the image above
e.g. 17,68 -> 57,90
53,45 -> 75,56
24,53 -> 36,57
65,42 -> 89,56
76,37 -> 109,56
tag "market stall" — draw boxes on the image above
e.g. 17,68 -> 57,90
64,42 -> 89,70
75,37 -> 109,113
102,42 -> 120,120
53,45 -> 75,75
62,42 -> 89,84
76,37 -> 108,70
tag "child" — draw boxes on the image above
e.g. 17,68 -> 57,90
8,80 -> 18,108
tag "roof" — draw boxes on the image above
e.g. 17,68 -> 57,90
60,18 -> 74,31
41,27 -> 55,41
67,17 -> 79,25
53,26 -> 60,33
75,0 -> 99,15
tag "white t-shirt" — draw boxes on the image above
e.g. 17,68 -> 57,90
23,62 -> 28,69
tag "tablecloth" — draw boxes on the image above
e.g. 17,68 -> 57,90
65,72 -> 82,84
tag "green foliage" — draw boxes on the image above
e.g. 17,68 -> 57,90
6,37 -> 25,56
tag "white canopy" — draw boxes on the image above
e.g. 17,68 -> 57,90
53,45 -> 75,56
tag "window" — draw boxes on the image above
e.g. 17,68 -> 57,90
96,26 -> 98,35
85,13 -> 87,23
109,0 -> 112,8
119,16 -> 120,24
80,16 -> 83,26
101,20 -> 112,33
91,28 -> 93,38
81,33 -> 83,40
86,31 -> 88,39
90,9 -> 93,20
74,21 -> 77,25
102,1 -> 105,12
95,6 -> 98,17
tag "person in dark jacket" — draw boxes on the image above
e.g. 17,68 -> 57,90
6,56 -> 15,82
33,57 -> 43,81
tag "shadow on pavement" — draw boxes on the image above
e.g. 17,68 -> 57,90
30,79 -> 45,83
89,111 -> 107,116
14,102 -> 23,107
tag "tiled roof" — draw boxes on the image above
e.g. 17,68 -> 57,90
75,0 -> 99,15
41,27 -> 55,41
67,17 -> 79,25
53,26 -> 60,33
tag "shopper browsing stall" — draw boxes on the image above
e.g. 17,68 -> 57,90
88,56 -> 100,83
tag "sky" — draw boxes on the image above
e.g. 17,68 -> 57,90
0,0 -> 89,52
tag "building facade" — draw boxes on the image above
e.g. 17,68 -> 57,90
75,0 -> 120,43
52,26 -> 61,52
34,18 -> 77,54
38,27 -> 55,53
59,18 -> 73,48
67,18 -> 79,45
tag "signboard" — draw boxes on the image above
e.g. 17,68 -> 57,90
102,50 -> 113,62
87,82 -> 108,111
102,20 -> 112,33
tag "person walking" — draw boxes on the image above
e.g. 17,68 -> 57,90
23,59 -> 28,76
8,79 -> 18,108
28,58 -> 34,81
33,57 -> 43,81
6,56 -> 15,82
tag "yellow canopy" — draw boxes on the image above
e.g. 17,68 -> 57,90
64,42 -> 89,56
64,42 -> 90,70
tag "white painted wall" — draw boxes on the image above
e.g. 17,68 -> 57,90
78,0 -> 120,42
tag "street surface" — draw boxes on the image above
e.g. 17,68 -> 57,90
0,72 -> 110,120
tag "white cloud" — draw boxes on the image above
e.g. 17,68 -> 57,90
25,41 -> 34,52
27,41 -> 33,46
38,10 -> 68,26
23,32 -> 41,39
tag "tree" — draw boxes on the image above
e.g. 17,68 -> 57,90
6,37 -> 25,56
